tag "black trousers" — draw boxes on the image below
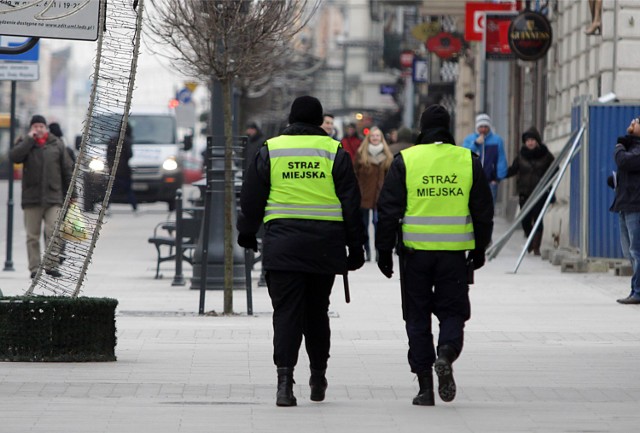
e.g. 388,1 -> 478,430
402,250 -> 471,373
519,194 -> 545,237
266,270 -> 335,370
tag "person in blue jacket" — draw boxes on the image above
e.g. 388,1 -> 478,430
462,113 -> 508,203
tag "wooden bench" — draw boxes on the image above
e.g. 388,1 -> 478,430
148,217 -> 201,279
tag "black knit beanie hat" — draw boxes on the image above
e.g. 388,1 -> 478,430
49,122 -> 63,138
288,96 -> 324,126
419,105 -> 450,131
30,114 -> 47,127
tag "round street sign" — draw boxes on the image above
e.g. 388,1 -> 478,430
400,50 -> 415,69
176,88 -> 192,104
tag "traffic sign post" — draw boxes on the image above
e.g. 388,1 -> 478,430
0,36 -> 41,271
0,36 -> 40,81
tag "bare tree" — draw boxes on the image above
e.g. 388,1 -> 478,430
146,0 -> 318,314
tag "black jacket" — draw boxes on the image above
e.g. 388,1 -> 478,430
375,130 -> 494,254
107,131 -> 133,178
506,141 -> 555,197
244,131 -> 265,170
237,122 -> 366,274
611,135 -> 640,213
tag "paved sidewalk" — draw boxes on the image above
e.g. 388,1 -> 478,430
1,181 -> 639,433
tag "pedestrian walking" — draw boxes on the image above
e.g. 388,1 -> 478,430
340,123 -> 362,163
462,113 -> 508,204
9,114 -> 74,278
388,126 -> 414,156
244,121 -> 265,169
505,127 -> 555,255
610,117 -> 640,304
48,122 -> 76,164
321,113 -> 338,140
106,122 -> 137,211
236,95 -> 366,406
354,126 -> 393,262
375,105 -> 494,406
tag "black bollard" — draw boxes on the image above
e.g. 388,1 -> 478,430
171,189 -> 186,286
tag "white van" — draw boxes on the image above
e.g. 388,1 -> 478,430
82,109 -> 197,211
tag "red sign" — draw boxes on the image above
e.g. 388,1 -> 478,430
400,50 -> 414,68
465,1 -> 521,42
426,32 -> 463,59
485,12 -> 517,60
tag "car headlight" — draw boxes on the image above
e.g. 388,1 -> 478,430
162,157 -> 178,171
89,158 -> 105,172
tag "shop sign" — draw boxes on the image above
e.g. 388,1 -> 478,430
426,32 -> 463,60
508,10 -> 552,61
484,12 -> 517,60
465,1 -> 521,42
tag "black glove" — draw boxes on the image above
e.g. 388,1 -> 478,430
607,175 -> 615,189
469,249 -> 486,270
617,136 -> 631,149
377,250 -> 394,278
237,232 -> 258,252
347,246 -> 365,271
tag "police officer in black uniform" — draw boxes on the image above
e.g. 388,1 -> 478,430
237,96 -> 366,407
375,105 -> 494,406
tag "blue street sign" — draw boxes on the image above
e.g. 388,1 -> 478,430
380,84 -> 397,95
176,88 -> 192,104
0,37 -> 40,62
412,58 -> 429,83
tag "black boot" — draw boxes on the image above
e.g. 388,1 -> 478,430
309,368 -> 328,402
434,345 -> 457,402
531,229 -> 543,256
412,369 -> 434,406
276,367 -> 297,407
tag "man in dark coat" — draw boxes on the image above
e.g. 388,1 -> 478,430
237,96 -> 366,407
107,122 -> 137,211
610,117 -> 640,304
375,105 -> 494,406
244,121 -> 265,169
505,126 -> 555,255
10,115 -> 74,278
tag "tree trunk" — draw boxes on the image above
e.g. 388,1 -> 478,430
222,79 -> 234,315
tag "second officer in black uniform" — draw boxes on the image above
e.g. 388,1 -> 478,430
237,96 -> 366,407
375,105 -> 494,406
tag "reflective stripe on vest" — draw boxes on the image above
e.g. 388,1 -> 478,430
400,144 -> 475,251
264,135 -> 343,223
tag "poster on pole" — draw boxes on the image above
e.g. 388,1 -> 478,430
0,1 -> 101,41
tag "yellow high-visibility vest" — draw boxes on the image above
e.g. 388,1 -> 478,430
264,135 -> 343,223
400,144 -> 475,250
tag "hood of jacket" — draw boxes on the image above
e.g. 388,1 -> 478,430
521,126 -> 543,145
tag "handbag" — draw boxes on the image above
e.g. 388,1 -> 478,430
61,202 -> 88,242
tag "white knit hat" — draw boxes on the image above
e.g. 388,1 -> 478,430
475,113 -> 492,130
